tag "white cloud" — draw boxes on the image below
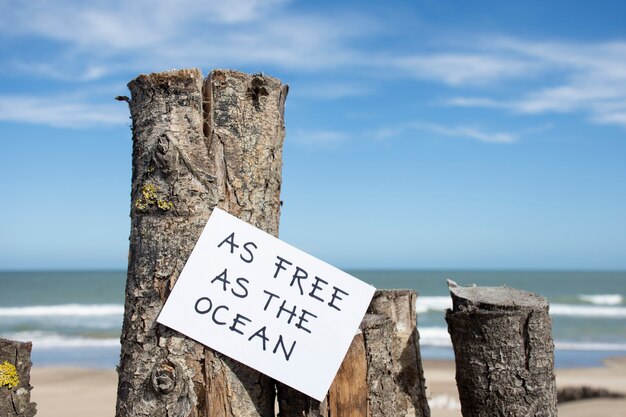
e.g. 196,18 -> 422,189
390,53 -> 540,86
0,0 -> 290,47
448,85 -> 626,128
426,124 -> 516,144
289,129 -> 349,146
0,95 -> 129,128
8,61 -> 112,82
0,0 -> 369,77
591,109 -> 626,126
445,97 -> 502,108
371,125 -> 411,141
3,1 -> 626,131
440,37 -> 626,128
293,82 -> 372,100
372,122 -> 518,144
515,85 -> 622,114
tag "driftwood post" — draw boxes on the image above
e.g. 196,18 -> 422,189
445,282 -> 557,417
366,290 -> 430,417
116,68 -> 287,417
276,332 -> 369,417
277,290 -> 430,417
0,338 -> 37,417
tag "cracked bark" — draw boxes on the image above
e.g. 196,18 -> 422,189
0,338 -> 36,417
115,68 -> 287,417
445,284 -> 557,417
366,290 -> 430,417
277,290 -> 430,417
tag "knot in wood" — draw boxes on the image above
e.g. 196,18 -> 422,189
151,362 -> 176,395
152,134 -> 177,177
157,134 -> 170,155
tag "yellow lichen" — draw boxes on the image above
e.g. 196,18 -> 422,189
135,183 -> 174,212
141,184 -> 157,203
157,199 -> 174,211
0,361 -> 19,389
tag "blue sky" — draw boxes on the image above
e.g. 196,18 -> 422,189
1,0 -> 625,270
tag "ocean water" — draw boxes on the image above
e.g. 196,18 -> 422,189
0,270 -> 625,369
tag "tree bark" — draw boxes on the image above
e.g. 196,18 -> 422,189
277,290 -> 430,417
366,290 -> 430,417
0,338 -> 36,417
445,283 -> 557,417
116,68 -> 287,417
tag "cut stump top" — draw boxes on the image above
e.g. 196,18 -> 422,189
449,284 -> 548,313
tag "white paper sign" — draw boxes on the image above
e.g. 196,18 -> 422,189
157,208 -> 376,400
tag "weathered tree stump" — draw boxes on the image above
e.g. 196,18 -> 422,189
115,68 -> 287,417
0,338 -> 37,417
366,290 -> 430,417
445,282 -> 557,417
277,290 -> 430,417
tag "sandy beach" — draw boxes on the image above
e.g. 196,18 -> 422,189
29,358 -> 626,417
31,367 -> 117,417
423,357 -> 626,417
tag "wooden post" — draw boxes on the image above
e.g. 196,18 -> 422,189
115,69 -> 287,417
276,332 -> 369,417
366,290 -> 430,417
328,332 -> 368,417
0,338 -> 37,417
277,290 -> 430,417
445,282 -> 557,417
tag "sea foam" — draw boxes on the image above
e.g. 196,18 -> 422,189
5,331 -> 120,348
419,326 -> 452,347
415,296 -> 626,318
0,304 -> 123,317
578,294 -> 623,306
417,326 -> 626,352
416,296 -> 451,314
550,304 -> 626,318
